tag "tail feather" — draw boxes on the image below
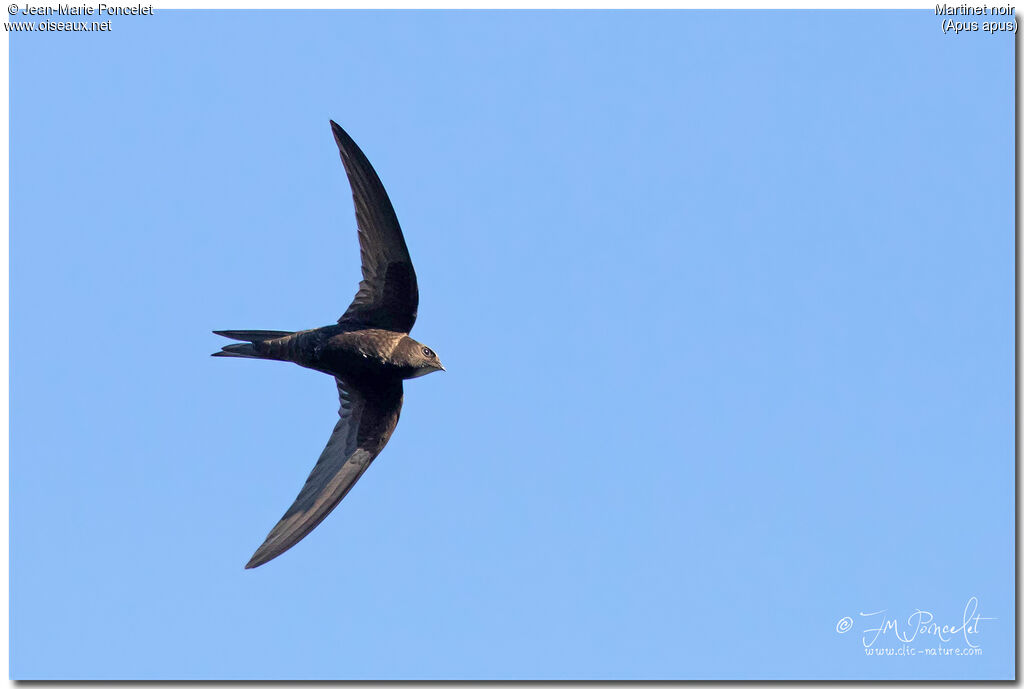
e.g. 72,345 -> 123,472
213,329 -> 293,342
211,329 -> 295,359
212,343 -> 262,358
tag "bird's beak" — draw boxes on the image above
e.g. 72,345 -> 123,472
439,363 -> 446,372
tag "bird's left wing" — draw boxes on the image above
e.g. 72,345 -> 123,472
331,120 -> 419,333
245,376 -> 404,569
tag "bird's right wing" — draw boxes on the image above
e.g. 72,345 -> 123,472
331,120 -> 419,333
245,376 -> 404,569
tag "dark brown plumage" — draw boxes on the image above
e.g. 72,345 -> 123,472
213,121 -> 444,569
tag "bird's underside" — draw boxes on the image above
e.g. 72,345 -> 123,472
212,121 -> 439,569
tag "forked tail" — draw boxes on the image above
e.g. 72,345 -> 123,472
212,330 -> 295,359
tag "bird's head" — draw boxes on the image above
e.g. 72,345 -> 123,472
397,336 -> 445,378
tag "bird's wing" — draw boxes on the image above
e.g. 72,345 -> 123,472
245,376 -> 404,569
331,120 -> 419,333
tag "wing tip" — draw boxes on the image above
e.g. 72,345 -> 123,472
330,119 -> 351,146
245,549 -> 272,569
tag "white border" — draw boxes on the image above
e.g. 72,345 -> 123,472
1,2 -> 1015,687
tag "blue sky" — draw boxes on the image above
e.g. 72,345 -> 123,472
10,9 -> 1014,680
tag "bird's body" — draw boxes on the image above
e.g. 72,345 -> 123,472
213,121 -> 443,569
216,325 -> 435,380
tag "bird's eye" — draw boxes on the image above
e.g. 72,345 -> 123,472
422,347 -> 434,358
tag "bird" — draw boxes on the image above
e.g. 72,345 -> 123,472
213,120 -> 444,569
